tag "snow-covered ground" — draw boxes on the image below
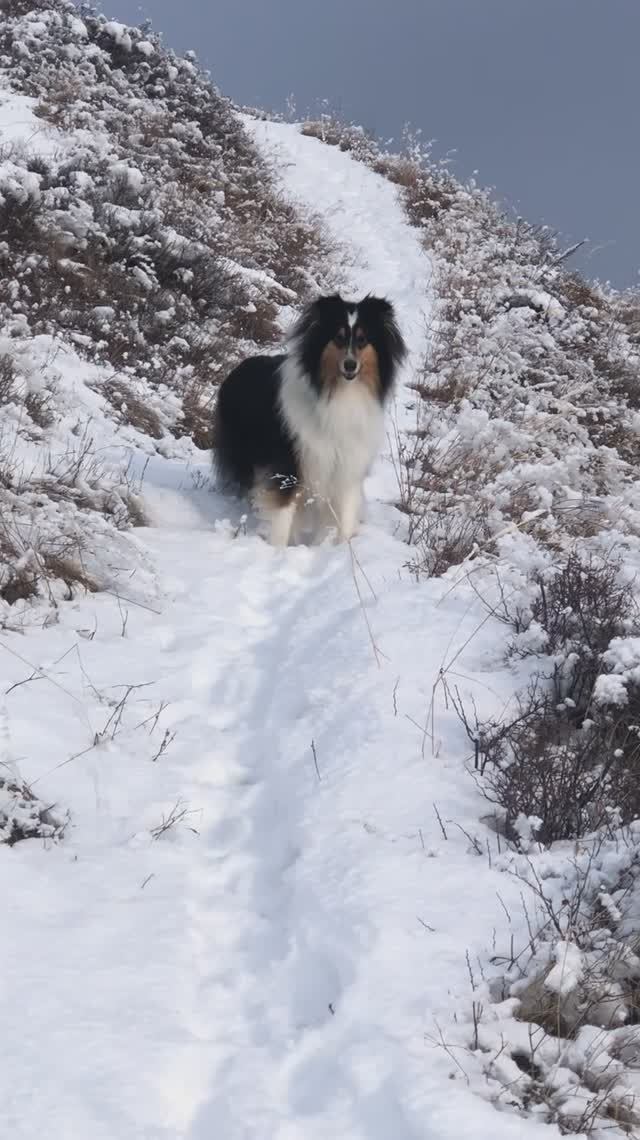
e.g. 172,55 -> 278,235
3,107 -> 559,1139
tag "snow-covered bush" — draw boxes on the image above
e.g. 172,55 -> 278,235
455,552 -> 640,844
300,108 -> 640,576
403,194 -> 640,574
470,830 -> 640,1135
0,770 -> 67,845
0,0 -> 330,607
0,1 -> 329,442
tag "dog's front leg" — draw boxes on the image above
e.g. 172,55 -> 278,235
335,481 -> 362,542
269,497 -> 299,547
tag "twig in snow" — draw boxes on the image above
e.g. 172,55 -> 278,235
5,667 -> 43,696
142,701 -> 168,735
433,801 -> 448,841
347,537 -> 385,668
104,590 -> 161,615
31,683 -> 161,786
151,800 -> 199,840
151,728 -> 175,762
425,1019 -> 470,1084
451,820 -> 483,856
0,638 -> 85,706
311,738 -> 321,782
471,1000 -> 484,1051
117,595 -> 129,638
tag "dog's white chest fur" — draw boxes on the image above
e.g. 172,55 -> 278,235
279,357 -> 384,508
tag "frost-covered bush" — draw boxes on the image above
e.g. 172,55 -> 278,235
0,771 -> 67,845
299,109 -> 640,575
0,0 -> 328,447
403,193 -> 640,573
457,552 -> 640,844
473,830 -> 640,1135
0,0 -> 331,606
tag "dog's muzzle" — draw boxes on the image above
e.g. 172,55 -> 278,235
341,358 -> 359,381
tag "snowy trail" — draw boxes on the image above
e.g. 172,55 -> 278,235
2,120 -> 554,1140
244,118 -> 432,508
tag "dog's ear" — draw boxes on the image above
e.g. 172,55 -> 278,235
291,294 -> 344,341
361,296 -> 408,365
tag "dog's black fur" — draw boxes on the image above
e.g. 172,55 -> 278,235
213,353 -> 297,491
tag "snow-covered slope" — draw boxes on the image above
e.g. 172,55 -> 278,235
1,97 -> 547,1140
4,12 -> 640,1140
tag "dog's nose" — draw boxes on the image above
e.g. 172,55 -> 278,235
343,358 -> 357,377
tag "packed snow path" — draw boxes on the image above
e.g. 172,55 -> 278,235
2,121 -> 554,1139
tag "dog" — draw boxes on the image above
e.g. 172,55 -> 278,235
212,293 -> 407,547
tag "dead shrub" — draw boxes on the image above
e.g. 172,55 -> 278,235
463,687 -> 631,844
0,3 -> 331,461
42,553 -> 99,599
225,296 -> 280,346
179,378 -> 216,451
454,551 -> 640,844
0,562 -> 38,605
0,185 -> 42,246
0,354 -> 18,404
24,387 -> 55,429
394,422 -> 495,574
407,509 -> 490,578
529,552 -> 639,712
392,165 -> 640,569
100,378 -> 164,439
0,771 -> 67,846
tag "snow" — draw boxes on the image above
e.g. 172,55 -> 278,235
0,88 -> 61,155
0,158 -> 41,205
107,160 -> 145,194
104,20 -> 133,51
5,56 -> 635,1138
0,96 -> 548,1137
594,637 -> 640,706
546,941 -> 584,997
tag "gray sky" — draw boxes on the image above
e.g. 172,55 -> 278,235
109,0 -> 639,287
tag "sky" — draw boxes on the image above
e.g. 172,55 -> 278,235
107,0 -> 639,288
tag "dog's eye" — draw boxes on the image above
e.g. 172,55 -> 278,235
355,331 -> 368,349
334,331 -> 347,348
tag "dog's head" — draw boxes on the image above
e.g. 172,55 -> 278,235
290,293 -> 407,400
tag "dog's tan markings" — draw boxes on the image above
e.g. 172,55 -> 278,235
319,341 -> 343,391
357,343 -> 381,397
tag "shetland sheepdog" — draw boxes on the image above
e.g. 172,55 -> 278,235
213,293 -> 407,546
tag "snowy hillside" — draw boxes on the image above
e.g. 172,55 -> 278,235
3,4 -> 640,1140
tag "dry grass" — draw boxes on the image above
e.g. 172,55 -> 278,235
0,429 -> 146,607
0,354 -> 18,404
100,378 -> 164,440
